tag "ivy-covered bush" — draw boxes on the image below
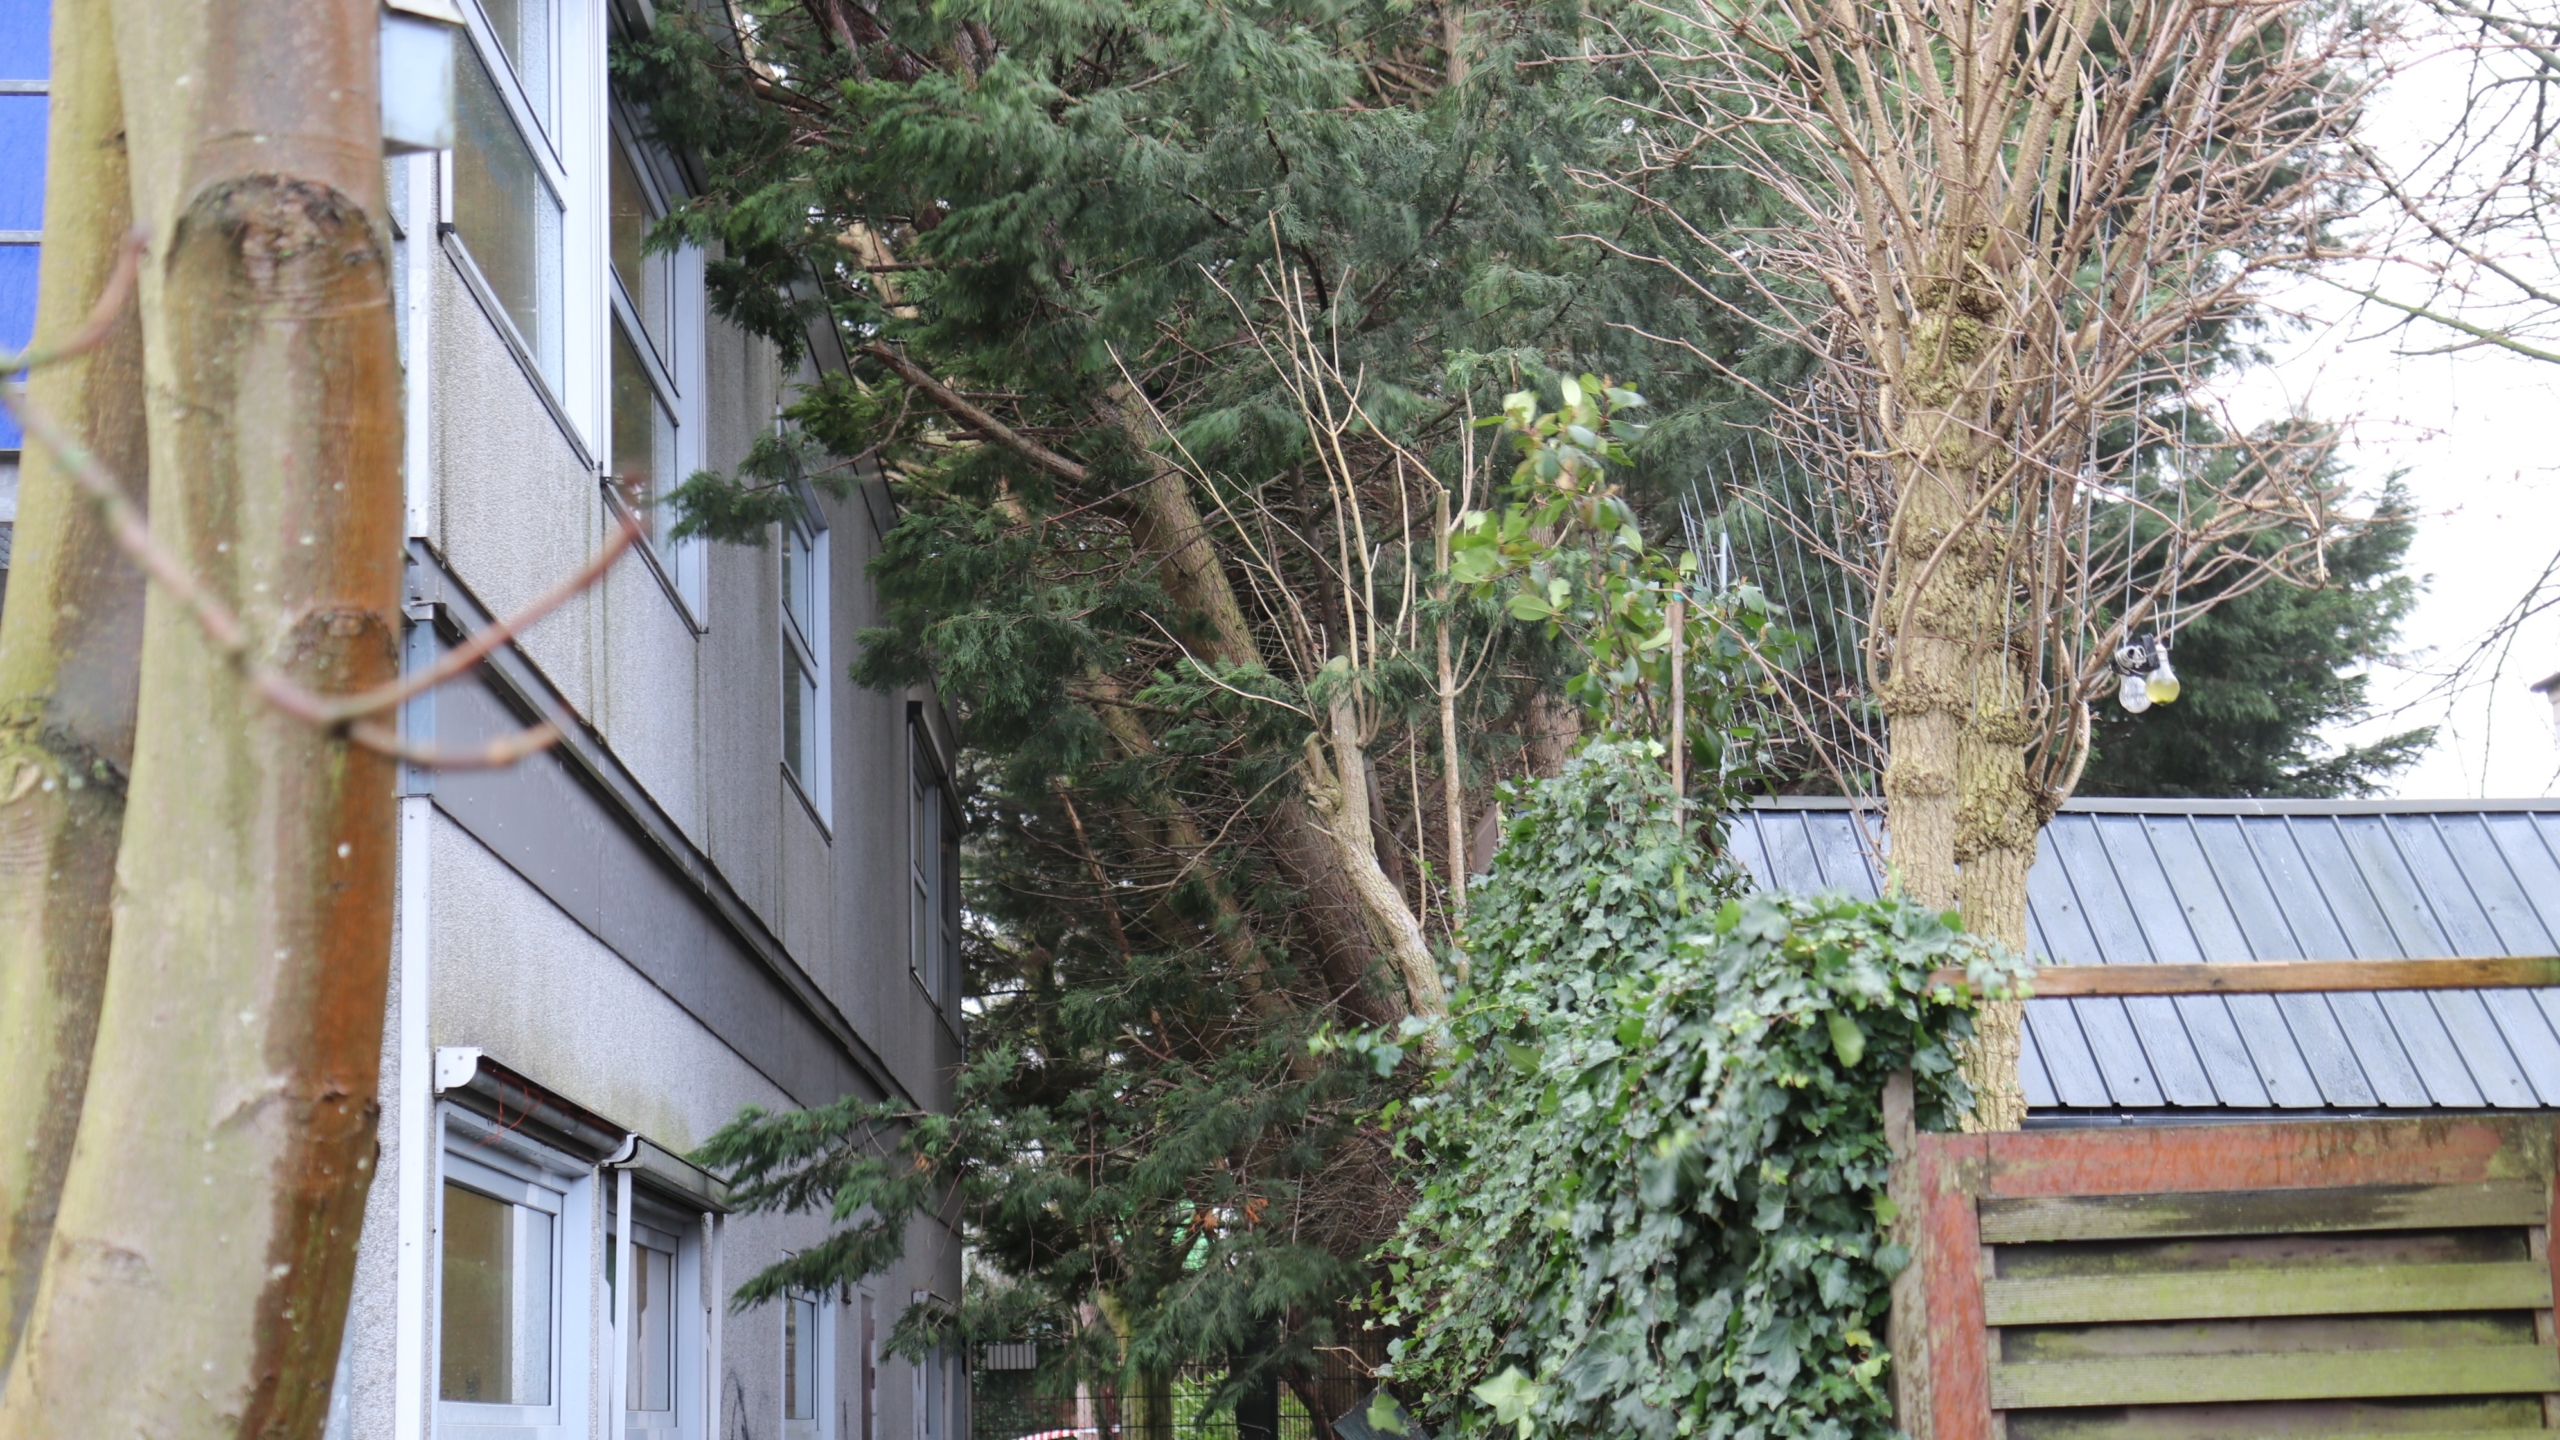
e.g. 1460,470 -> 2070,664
1375,743 -> 2026,1440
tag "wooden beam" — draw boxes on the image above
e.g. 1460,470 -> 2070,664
1981,1260 -> 2553,1326
1930,955 -> 2560,996
1989,1345 -> 2560,1409
1976,1180 -> 2551,1243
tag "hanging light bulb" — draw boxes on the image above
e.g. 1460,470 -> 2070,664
2146,650 -> 2181,706
2117,670 -> 2153,713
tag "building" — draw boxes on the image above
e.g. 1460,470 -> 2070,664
0,6 -> 965,1440
1733,795 -> 2560,1120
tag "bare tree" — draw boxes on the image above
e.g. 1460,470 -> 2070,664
0,0 -> 148,1370
1599,0 -> 2378,1123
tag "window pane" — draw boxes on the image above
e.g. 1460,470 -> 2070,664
441,1184 -> 552,1406
786,1295 -> 820,1420
628,1242 -> 674,1412
782,525 -> 815,644
783,644 -> 814,784
609,139 -> 671,360
453,47 -> 562,391
477,0 -> 553,134
612,325 -> 674,543
0,95 -> 49,231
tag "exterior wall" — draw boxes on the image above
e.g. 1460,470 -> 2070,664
338,18 -> 965,1438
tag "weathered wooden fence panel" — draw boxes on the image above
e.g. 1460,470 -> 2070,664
1889,1111 -> 2560,1440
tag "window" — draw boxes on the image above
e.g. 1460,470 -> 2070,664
781,516 -> 828,806
612,1200 -> 700,1440
441,1178 -> 555,1408
604,73 -> 705,613
439,1146 -> 575,1436
610,323 -> 674,543
783,1291 -> 829,1439
910,736 -> 959,1013
451,14 -> 564,393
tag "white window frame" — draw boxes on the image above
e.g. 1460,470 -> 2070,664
782,1289 -> 836,1440
908,1294 -> 960,1440
614,1192 -> 709,1440
603,91 -> 708,619
781,506 -> 832,824
448,0 -> 602,446
435,1109 -> 597,1440
909,733 -> 959,1015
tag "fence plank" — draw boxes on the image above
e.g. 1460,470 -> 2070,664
1930,957 -> 2560,997
1989,1345 -> 2560,1409
1978,1181 -> 2549,1242
1981,1260 -> 2553,1325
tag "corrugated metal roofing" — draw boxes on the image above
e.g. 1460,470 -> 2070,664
1729,799 -> 2560,1114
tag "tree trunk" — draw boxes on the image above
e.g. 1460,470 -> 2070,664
1307,698 -> 1445,1020
0,0 -> 149,1373
1105,393 -> 1418,1020
1955,635 -> 2037,1132
0,0 -> 402,1431
1880,268 -> 2040,1130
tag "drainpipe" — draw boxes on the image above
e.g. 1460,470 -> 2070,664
604,1132 -> 639,1440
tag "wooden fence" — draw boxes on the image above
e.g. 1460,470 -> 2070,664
1890,956 -> 2560,1440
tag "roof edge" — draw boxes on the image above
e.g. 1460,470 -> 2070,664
1747,794 -> 2560,816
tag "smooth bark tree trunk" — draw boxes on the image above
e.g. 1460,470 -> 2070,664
0,0 -> 402,1431
0,0 -> 149,1375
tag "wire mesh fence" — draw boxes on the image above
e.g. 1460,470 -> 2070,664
972,1361 -> 1371,1440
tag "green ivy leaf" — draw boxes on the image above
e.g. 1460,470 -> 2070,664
1826,1011 -> 1867,1068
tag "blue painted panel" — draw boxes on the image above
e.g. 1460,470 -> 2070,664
0,3 -> 46,82
0,243 -> 33,451
0,94 -> 45,231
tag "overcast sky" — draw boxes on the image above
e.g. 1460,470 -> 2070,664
2221,20 -> 2560,800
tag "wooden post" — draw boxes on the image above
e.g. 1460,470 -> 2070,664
1667,593 -> 1685,805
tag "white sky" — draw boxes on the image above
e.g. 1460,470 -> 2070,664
2220,22 -> 2560,800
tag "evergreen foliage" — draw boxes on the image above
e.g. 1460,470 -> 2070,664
620,0 -> 1794,1387
2080,479 -> 2431,797
1376,743 -> 2026,1440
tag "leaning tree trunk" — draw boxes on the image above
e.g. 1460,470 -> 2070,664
0,0 -> 150,1373
0,0 -> 402,1431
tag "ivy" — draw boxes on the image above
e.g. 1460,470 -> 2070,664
1375,743 -> 2027,1440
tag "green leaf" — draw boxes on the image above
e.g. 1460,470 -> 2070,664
1827,1009 -> 1865,1067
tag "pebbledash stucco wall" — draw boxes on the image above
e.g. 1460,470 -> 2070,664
334,152 -> 964,1440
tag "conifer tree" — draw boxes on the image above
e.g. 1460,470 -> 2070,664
624,0 -> 1785,1385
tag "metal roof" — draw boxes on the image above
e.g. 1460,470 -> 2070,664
1729,799 -> 2560,1115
